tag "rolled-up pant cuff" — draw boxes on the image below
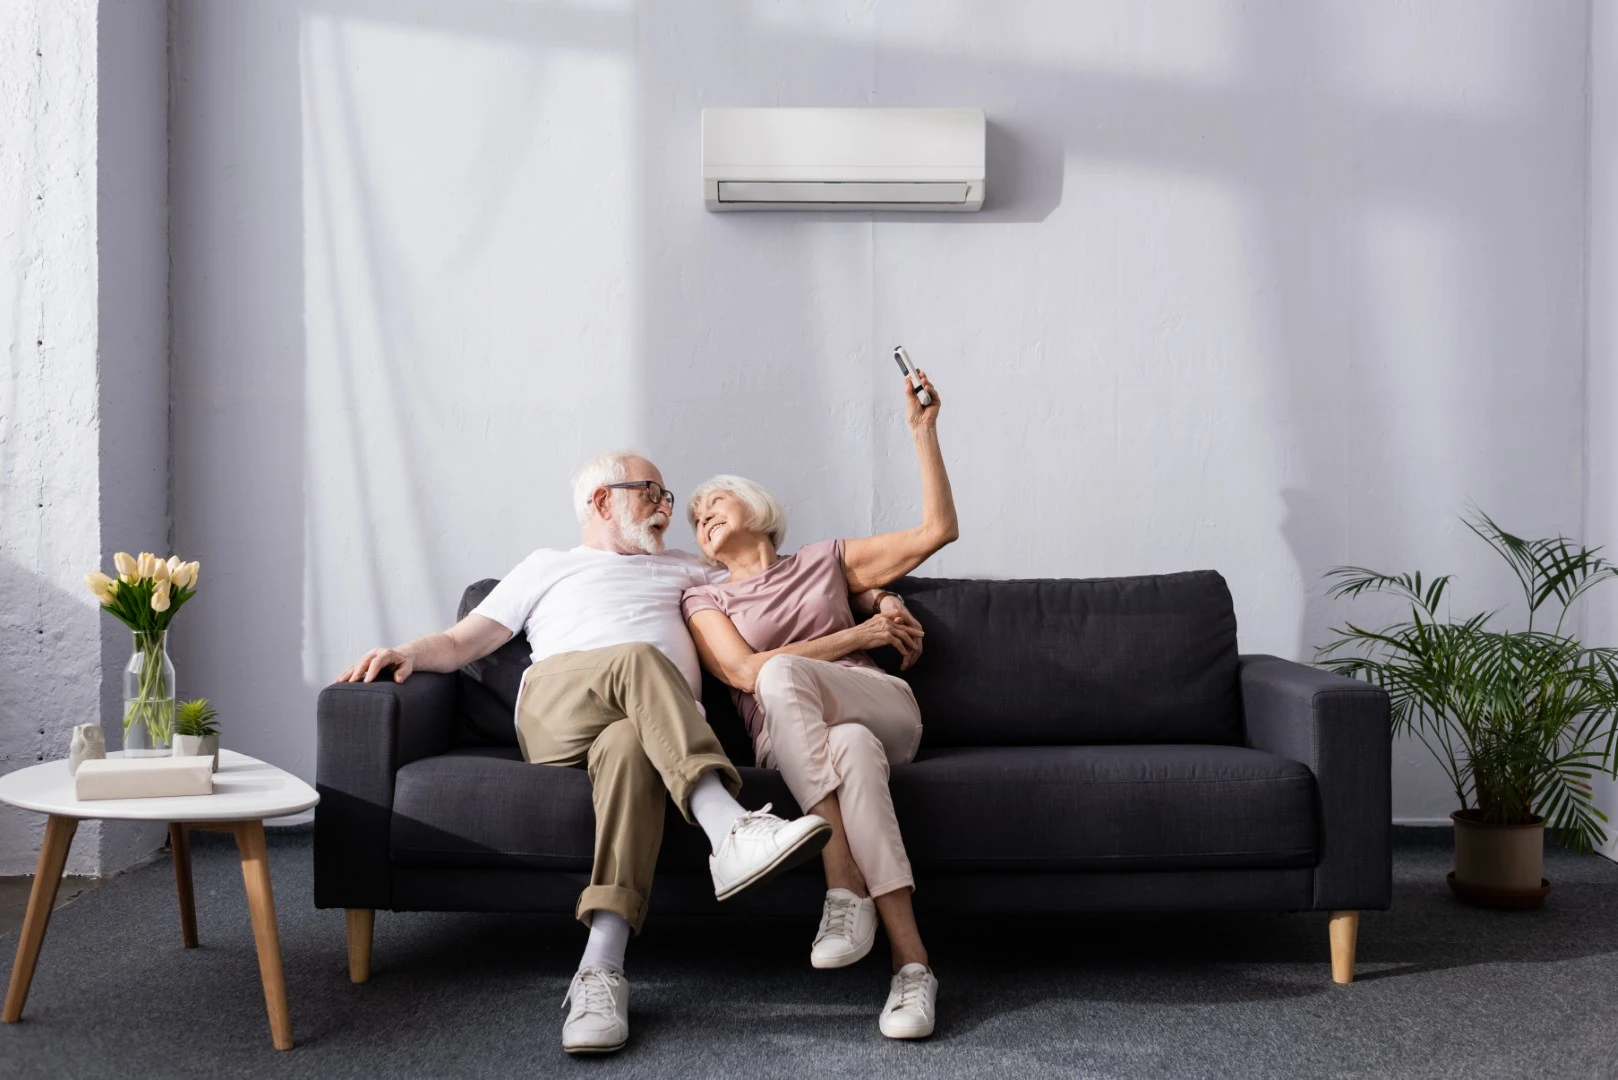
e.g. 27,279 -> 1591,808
668,755 -> 743,824
867,875 -> 915,899
577,885 -> 650,935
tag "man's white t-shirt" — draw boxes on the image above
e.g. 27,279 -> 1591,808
472,547 -> 725,709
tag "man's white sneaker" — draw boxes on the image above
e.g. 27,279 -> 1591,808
709,804 -> 832,901
879,963 -> 938,1040
810,888 -> 877,969
561,966 -> 629,1054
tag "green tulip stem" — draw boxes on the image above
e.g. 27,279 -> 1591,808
124,631 -> 174,746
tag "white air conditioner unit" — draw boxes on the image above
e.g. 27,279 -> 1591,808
702,107 -> 986,212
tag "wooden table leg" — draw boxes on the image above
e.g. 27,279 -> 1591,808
3,815 -> 79,1023
233,819 -> 293,1050
170,823 -> 198,948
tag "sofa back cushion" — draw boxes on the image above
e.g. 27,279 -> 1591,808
882,571 -> 1241,748
454,580 -> 532,746
453,569 -> 1242,751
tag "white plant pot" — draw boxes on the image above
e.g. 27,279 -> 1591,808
172,734 -> 220,773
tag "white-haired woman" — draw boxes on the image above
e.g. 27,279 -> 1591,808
680,369 -> 956,1040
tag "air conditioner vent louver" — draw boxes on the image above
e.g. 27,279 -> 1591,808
702,108 -> 986,213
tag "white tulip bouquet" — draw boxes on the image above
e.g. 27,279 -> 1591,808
84,552 -> 201,626
84,552 -> 202,748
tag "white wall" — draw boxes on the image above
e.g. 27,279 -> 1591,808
95,0 -> 172,872
169,0 -> 1593,825
1587,1 -> 1618,859
0,0 -> 169,875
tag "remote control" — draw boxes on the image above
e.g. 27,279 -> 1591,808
892,346 -> 933,407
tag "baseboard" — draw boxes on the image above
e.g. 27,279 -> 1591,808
1392,824 -> 1451,847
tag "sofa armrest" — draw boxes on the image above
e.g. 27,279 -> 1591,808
1239,654 -> 1391,911
314,673 -> 458,910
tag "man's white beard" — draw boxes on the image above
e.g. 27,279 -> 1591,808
615,512 -> 668,555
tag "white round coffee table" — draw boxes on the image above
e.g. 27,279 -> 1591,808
0,750 -> 318,1050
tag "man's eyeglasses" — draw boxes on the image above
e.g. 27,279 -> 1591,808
604,480 -> 675,509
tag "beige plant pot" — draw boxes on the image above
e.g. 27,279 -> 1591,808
1448,809 -> 1550,909
172,733 -> 220,773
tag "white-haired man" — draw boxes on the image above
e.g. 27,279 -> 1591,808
336,450 -> 922,1055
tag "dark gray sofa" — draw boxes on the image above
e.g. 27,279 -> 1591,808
315,570 -> 1391,984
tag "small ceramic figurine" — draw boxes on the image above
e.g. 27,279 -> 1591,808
69,724 -> 107,775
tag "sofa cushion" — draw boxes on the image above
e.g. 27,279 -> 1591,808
884,572 -> 1242,747
390,746 -> 790,872
890,744 -> 1316,872
454,580 -> 532,746
455,571 -> 1242,751
391,743 -> 1316,875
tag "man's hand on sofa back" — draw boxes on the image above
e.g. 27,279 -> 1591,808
334,613 -> 514,685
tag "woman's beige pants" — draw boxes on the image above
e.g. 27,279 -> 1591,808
751,655 -> 922,897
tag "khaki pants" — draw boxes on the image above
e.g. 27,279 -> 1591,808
516,642 -> 741,933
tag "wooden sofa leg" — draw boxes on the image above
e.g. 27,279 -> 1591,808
1329,910 -> 1359,984
346,908 -> 375,983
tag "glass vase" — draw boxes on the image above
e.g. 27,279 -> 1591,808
123,631 -> 175,757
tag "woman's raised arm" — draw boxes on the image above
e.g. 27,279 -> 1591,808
843,369 -> 959,591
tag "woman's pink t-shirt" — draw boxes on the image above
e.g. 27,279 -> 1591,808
681,538 -> 878,740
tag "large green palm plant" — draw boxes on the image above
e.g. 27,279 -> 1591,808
1316,510 -> 1618,853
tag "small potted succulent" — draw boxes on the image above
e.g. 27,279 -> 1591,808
172,698 -> 221,772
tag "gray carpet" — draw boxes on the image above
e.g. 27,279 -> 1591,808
3,829 -> 1618,1079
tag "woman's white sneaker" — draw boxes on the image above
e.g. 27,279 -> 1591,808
879,963 -> 938,1039
710,804 -> 832,901
810,888 -> 877,969
561,966 -> 629,1054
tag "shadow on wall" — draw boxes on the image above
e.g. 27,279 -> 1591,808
168,0 -> 1585,818
277,1 -> 1073,578
0,556 -> 111,874
1242,6 -> 1586,659
636,1 -> 1567,623
168,2 -> 309,777
1280,486 -> 1347,661
0,557 -> 94,754
871,118 -> 1067,226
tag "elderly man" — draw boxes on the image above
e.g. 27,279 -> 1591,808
336,450 -> 921,1055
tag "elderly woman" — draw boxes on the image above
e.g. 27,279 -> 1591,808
680,369 -> 957,1040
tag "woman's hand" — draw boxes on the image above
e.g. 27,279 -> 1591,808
878,595 -> 926,670
847,612 -> 924,665
904,369 -> 941,433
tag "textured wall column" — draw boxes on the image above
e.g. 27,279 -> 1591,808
0,0 -> 169,875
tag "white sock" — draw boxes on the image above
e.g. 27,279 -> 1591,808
689,770 -> 747,852
579,910 -> 630,975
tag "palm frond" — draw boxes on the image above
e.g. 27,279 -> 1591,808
1318,508 -> 1618,851
1324,566 -> 1452,618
